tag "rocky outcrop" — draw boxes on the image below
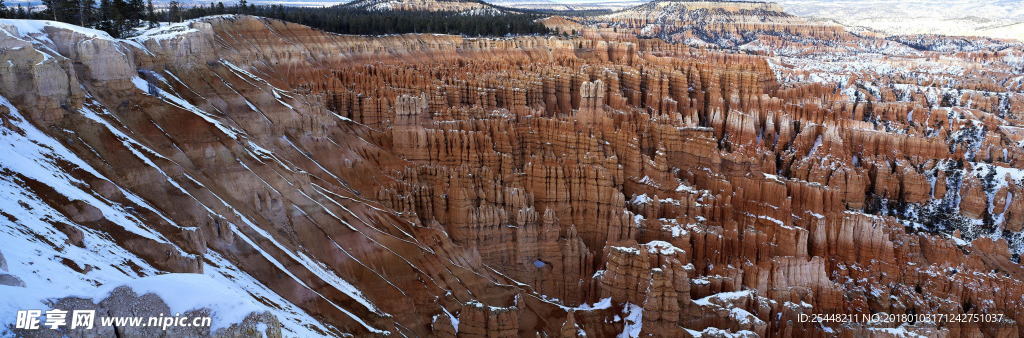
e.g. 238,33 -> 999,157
0,250 -> 24,287
344,0 -> 503,13
585,0 -> 850,51
13,286 -> 283,338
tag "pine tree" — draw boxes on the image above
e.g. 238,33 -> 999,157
78,0 -> 96,27
96,0 -> 109,30
167,0 -> 180,22
41,0 -> 58,20
0,0 -> 8,19
127,0 -> 142,26
97,0 -> 127,37
145,0 -> 155,27
47,0 -> 79,23
109,0 -> 129,37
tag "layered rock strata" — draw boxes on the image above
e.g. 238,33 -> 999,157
0,11 -> 1023,337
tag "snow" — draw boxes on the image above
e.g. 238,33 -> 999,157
0,92 -> 375,336
283,136 -> 347,186
465,299 -> 516,312
686,327 -> 759,337
728,307 -> 763,327
198,251 -> 337,336
0,94 -> 330,336
130,76 -> 241,139
777,0 -> 1024,40
493,0 -> 640,10
949,234 -> 970,246
660,220 -> 690,238
220,60 -> 263,87
867,325 -> 928,338
617,303 -> 643,338
807,134 -> 823,158
968,162 -> 1024,232
0,19 -> 150,57
638,176 -> 658,187
0,187 -> 158,336
972,163 -> 1024,191
441,306 -> 459,333
675,182 -> 698,193
0,19 -> 112,43
293,250 -> 383,315
575,297 -> 613,311
90,273 -> 269,331
745,212 -> 800,231
230,222 -> 387,334
79,106 -> 222,219
231,215 -> 389,334
611,246 -> 641,255
0,96 -> 173,243
644,240 -> 685,255
783,301 -> 813,309
133,21 -> 199,42
659,197 -> 682,205
630,193 -> 653,205
693,290 -> 753,307
763,173 -> 785,183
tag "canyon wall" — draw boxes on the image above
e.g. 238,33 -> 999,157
0,12 -> 1023,337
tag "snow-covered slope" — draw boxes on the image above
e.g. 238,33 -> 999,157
0,18 -> 367,336
344,0 -> 506,14
0,17 -> 522,336
490,0 -> 641,10
0,92 -> 330,336
517,0 -> 1024,40
776,0 -> 1024,40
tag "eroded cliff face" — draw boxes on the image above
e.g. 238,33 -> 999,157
583,0 -> 851,51
344,0 -> 503,13
0,12 -> 1023,337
